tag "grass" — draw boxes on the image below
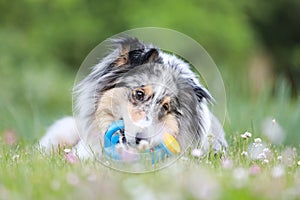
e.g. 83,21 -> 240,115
0,130 -> 299,200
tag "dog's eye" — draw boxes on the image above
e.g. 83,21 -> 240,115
162,103 -> 170,112
135,90 -> 145,101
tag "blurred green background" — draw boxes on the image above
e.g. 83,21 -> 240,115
0,0 -> 299,145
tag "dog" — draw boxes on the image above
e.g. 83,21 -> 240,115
40,37 -> 228,159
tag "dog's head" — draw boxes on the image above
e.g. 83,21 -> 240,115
116,63 -> 185,147
76,37 -> 213,150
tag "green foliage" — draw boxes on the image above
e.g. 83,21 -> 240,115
0,0 -> 257,69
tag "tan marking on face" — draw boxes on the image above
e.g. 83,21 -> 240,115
128,103 -> 146,123
95,88 -> 127,139
163,114 -> 179,137
142,85 -> 153,97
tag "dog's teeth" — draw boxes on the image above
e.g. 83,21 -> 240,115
137,140 -> 150,151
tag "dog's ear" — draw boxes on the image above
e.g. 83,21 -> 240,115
142,48 -> 159,63
191,80 -> 214,104
113,37 -> 159,67
114,42 -> 130,67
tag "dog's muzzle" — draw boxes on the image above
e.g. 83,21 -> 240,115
103,120 -> 181,163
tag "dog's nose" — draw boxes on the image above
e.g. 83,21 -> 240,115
135,137 -> 142,144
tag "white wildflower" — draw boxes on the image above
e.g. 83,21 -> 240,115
263,148 -> 270,154
248,142 -> 267,160
277,156 -> 282,161
241,131 -> 252,139
241,134 -> 247,139
63,148 -> 71,153
257,153 -> 266,160
191,149 -> 203,158
241,151 -> 248,157
254,138 -> 262,143
263,159 -> 269,164
12,154 -> 19,161
263,148 -> 272,158
244,131 -> 252,138
297,161 -> 300,166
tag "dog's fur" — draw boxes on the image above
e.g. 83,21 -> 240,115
40,37 -> 228,159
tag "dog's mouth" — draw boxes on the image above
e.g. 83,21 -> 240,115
110,121 -> 165,150
119,131 -> 153,150
121,122 -> 169,150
